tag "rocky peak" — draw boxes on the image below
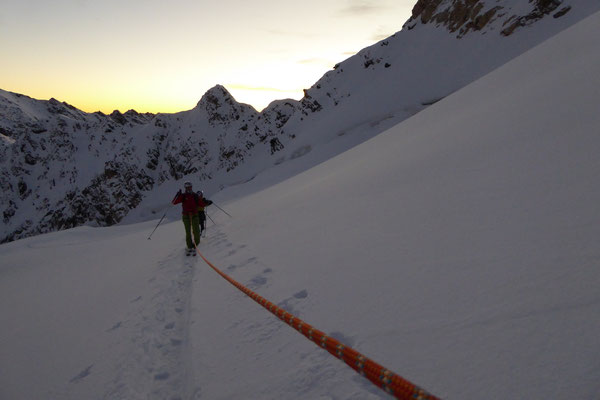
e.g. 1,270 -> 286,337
110,110 -> 128,125
108,109 -> 151,126
407,0 -> 574,37
124,109 -> 154,124
196,85 -> 258,126
197,85 -> 237,111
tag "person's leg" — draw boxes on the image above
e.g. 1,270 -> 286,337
199,211 -> 206,232
192,213 -> 201,246
182,214 -> 193,249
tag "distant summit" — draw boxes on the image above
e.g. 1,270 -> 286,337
196,85 -> 259,126
196,85 -> 237,109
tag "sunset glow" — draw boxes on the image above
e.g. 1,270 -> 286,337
1,1 -> 414,113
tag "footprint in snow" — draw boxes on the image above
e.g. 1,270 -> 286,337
70,364 -> 93,383
164,322 -> 175,330
278,290 -> 308,314
106,321 -> 122,332
248,275 -> 267,289
228,257 -> 259,272
154,371 -> 170,381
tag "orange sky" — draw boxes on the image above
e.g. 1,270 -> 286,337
0,1 -> 414,113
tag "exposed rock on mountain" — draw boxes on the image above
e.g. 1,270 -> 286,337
408,0 -> 575,37
197,84 -> 258,126
501,1 -> 573,36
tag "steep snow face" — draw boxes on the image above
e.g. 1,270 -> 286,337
290,0 -> 600,145
2,0 -> 600,243
192,10 -> 600,399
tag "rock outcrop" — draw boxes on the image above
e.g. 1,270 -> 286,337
407,0 -> 575,37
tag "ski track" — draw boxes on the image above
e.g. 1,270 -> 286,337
104,248 -> 197,400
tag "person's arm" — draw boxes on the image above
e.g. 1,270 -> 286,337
172,190 -> 183,205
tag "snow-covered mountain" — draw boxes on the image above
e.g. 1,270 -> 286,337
1,9 -> 599,399
2,0 -> 599,243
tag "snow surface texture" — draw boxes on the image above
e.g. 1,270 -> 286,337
2,0 -> 599,244
2,9 -> 600,400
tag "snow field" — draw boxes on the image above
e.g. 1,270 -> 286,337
0,220 -> 199,399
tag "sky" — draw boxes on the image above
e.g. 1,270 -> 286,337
0,0 -> 415,114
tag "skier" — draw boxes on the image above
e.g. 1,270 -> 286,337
172,181 -> 201,255
196,190 -> 213,235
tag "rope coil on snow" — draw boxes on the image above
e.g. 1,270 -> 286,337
194,245 -> 441,400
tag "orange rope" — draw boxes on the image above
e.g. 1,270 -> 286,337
194,246 -> 441,399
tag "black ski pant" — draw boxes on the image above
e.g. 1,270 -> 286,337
199,211 -> 207,232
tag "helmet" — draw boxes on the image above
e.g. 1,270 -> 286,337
197,190 -> 204,197
184,181 -> 192,189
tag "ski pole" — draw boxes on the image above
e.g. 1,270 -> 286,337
202,211 -> 213,238
206,211 -> 217,226
148,205 -> 171,240
212,202 -> 232,218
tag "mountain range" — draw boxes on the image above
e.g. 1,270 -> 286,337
2,0 -> 599,243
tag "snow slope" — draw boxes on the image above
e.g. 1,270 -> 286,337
2,8 -> 600,400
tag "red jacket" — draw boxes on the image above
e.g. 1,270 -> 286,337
172,191 -> 200,215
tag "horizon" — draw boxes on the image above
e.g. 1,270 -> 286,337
0,0 -> 414,114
